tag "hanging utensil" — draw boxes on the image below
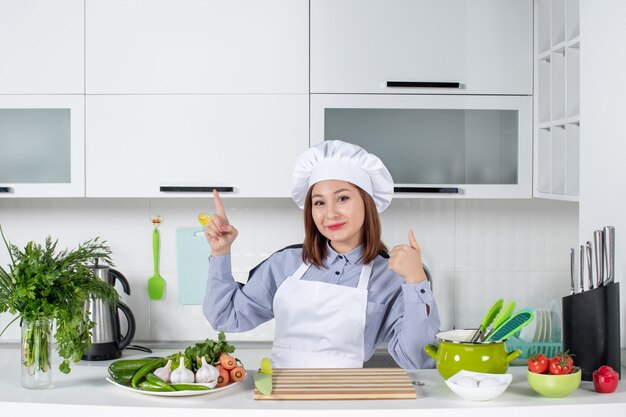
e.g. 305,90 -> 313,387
603,226 -> 615,285
148,215 -> 166,300
470,298 -> 503,343
485,309 -> 535,342
585,241 -> 594,290
594,230 -> 605,288
481,301 -> 516,341
569,248 -> 575,295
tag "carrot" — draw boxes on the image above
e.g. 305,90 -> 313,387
219,353 -> 237,370
229,366 -> 246,382
216,365 -> 230,387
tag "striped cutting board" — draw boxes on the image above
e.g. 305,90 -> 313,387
253,368 -> 417,400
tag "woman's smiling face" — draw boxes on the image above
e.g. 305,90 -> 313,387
310,180 -> 365,254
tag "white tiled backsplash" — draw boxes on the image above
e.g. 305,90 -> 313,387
0,198 -> 578,343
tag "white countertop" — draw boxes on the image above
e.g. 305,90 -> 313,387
1,344 -> 625,417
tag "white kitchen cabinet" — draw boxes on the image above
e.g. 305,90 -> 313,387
0,0 -> 84,94
311,94 -> 533,198
533,0 -> 580,201
311,0 -> 533,95
86,95 -> 309,198
0,95 -> 85,197
85,0 -> 308,94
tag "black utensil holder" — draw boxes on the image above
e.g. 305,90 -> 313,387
562,282 -> 621,381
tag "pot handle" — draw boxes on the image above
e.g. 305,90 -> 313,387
424,344 -> 438,360
505,348 -> 522,364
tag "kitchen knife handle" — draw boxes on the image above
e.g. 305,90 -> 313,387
394,187 -> 460,194
159,186 -> 235,193
585,241 -> 594,290
594,230 -> 604,287
579,245 -> 585,292
0,187 -> 13,193
603,226 -> 615,285
386,81 -> 461,88
569,248 -> 575,295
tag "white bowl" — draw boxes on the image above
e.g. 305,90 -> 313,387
444,370 -> 513,401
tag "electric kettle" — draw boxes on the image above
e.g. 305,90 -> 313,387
82,263 -> 136,360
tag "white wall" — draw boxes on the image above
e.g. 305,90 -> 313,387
579,0 -> 626,346
0,197 -> 578,343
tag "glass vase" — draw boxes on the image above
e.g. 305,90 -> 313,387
20,318 -> 53,389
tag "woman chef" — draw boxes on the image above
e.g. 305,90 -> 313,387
203,140 -> 440,369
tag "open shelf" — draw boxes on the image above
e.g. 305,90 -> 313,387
534,0 -> 580,201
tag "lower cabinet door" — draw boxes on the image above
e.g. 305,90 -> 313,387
86,94 -> 309,198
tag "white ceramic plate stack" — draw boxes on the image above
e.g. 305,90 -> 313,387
519,307 -> 557,343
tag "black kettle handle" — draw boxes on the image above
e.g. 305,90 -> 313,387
117,301 -> 136,351
109,268 -> 131,295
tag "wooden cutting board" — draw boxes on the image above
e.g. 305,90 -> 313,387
253,368 -> 417,400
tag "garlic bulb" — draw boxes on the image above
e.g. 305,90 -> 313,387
170,357 -> 194,384
195,357 -> 219,385
153,359 -> 172,382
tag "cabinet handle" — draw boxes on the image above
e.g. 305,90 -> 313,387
386,81 -> 461,89
0,187 -> 14,193
159,186 -> 235,193
394,187 -> 459,194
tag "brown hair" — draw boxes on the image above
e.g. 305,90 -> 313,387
302,184 -> 388,268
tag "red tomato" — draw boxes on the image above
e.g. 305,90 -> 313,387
528,354 -> 549,374
593,365 -> 619,394
549,352 -> 574,375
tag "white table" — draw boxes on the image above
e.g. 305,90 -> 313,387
1,344 -> 625,417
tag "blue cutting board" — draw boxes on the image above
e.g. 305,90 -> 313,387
176,227 -> 210,305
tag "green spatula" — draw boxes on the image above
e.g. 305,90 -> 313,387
148,224 -> 165,300
470,298 -> 503,342
481,301 -> 516,341
485,309 -> 535,342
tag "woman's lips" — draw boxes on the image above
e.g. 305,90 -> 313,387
327,223 -> 345,231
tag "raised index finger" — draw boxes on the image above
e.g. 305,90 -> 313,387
213,189 -> 227,218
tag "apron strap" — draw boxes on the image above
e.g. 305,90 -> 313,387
292,263 -> 310,280
356,263 -> 372,290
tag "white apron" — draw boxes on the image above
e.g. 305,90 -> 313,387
270,262 -> 372,368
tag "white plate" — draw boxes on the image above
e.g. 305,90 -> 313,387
548,299 -> 561,342
533,309 -> 544,342
106,377 -> 241,397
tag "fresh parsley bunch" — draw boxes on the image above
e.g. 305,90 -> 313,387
0,226 -> 119,374
166,332 -> 236,372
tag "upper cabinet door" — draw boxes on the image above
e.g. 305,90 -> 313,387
311,0 -> 533,95
0,0 -> 84,94
86,0 -> 308,94
0,95 -> 85,198
85,94 -> 309,198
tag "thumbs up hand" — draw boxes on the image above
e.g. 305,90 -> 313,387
388,230 -> 428,283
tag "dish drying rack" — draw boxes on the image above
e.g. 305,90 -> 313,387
506,336 -> 563,359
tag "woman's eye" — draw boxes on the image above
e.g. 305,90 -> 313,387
313,200 -> 324,206
338,195 -> 349,202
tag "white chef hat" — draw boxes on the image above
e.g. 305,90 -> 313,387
291,140 -> 394,212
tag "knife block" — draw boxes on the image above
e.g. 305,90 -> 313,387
562,282 -> 621,381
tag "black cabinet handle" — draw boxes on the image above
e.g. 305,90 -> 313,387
159,186 -> 234,193
386,81 -> 461,89
394,187 -> 459,194
0,187 -> 14,193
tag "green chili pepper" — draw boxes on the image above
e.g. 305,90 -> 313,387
171,383 -> 211,391
131,358 -> 166,389
145,373 -> 176,391
138,381 -> 174,392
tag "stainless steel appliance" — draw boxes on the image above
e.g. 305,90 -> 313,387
82,263 -> 136,360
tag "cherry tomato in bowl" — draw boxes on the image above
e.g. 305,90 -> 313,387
528,354 -> 549,374
549,352 -> 574,375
